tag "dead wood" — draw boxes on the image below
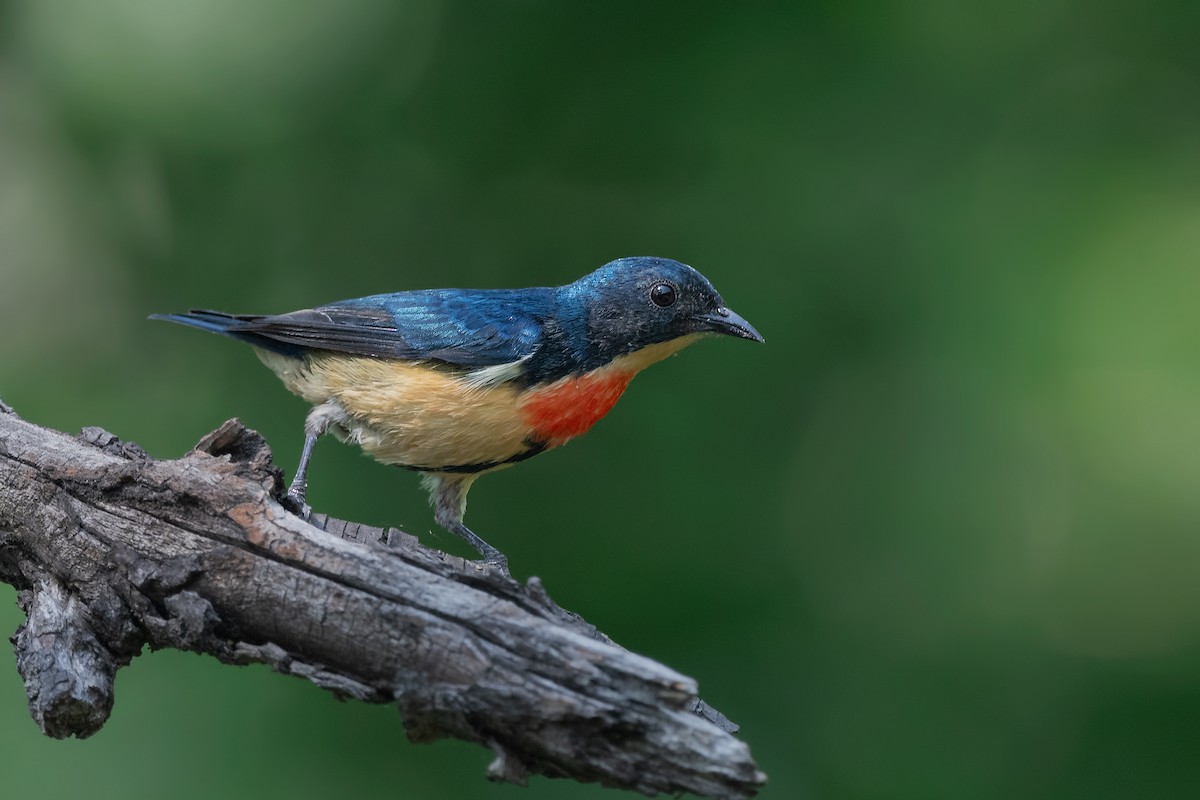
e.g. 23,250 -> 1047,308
0,401 -> 764,798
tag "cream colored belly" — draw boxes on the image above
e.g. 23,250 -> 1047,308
255,349 -> 532,470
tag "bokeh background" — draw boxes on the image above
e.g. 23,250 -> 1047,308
3,2 -> 1199,798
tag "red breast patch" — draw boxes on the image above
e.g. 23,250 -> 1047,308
521,371 -> 634,444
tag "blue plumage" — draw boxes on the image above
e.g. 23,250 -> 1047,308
325,288 -> 550,367
153,289 -> 551,366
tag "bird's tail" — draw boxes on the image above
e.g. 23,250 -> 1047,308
149,309 -> 302,356
149,309 -> 250,335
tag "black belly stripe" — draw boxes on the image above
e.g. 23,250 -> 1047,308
396,439 -> 549,474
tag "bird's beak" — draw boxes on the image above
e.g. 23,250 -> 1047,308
695,307 -> 764,343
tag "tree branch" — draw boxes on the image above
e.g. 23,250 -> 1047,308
0,400 -> 764,798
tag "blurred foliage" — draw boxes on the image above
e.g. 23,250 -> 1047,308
3,1 -> 1200,798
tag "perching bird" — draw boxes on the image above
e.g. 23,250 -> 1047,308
153,256 -> 762,572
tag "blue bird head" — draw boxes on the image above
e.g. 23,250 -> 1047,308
562,256 -> 763,364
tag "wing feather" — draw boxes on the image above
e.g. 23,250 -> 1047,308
223,288 -> 549,369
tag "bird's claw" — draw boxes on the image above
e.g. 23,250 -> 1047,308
480,553 -> 510,576
282,490 -> 312,520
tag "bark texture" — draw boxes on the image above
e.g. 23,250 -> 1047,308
0,402 -> 764,798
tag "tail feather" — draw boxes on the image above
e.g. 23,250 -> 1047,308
149,309 -> 247,333
150,310 -> 304,356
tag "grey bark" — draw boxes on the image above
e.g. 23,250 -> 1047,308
0,401 -> 764,798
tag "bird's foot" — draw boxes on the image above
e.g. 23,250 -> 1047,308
281,489 -> 312,520
435,504 -> 512,576
480,553 -> 510,576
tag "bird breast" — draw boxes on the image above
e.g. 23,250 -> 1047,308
253,332 -> 700,471
520,371 -> 634,444
518,333 -> 703,445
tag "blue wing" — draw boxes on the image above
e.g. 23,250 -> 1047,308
154,288 -> 551,368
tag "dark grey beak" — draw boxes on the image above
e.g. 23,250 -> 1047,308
696,306 -> 764,342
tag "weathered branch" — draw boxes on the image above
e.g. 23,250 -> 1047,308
0,400 -> 764,798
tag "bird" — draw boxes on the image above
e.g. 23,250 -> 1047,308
152,256 -> 762,573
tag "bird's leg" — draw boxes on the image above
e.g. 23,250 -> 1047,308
284,401 -> 345,517
284,433 -> 318,516
422,473 -> 509,573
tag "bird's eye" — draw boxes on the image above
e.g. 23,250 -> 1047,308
649,282 -> 676,308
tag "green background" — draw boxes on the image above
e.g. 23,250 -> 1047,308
3,2 -> 1199,798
